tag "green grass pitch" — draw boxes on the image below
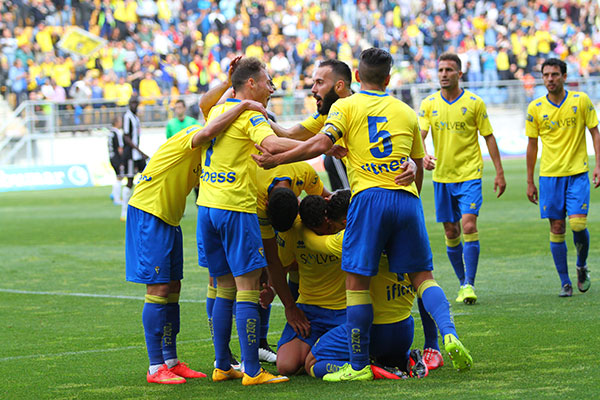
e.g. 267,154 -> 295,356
1,158 -> 599,399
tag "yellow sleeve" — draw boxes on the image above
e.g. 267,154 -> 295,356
300,112 -> 326,135
583,94 -> 599,130
258,208 -> 275,239
246,112 -> 276,144
303,164 -> 325,195
322,102 -> 347,143
276,231 -> 296,267
525,102 -> 539,138
410,118 -> 426,159
475,99 -> 494,136
303,229 -> 344,258
418,99 -> 431,132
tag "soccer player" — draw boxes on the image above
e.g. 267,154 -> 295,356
196,57 -> 302,385
269,59 -> 353,189
525,57 -> 600,297
253,48 -> 472,380
125,97 -> 269,384
166,99 -> 199,140
299,193 -> 427,380
121,96 -> 148,221
107,116 -> 124,205
273,193 -> 348,376
419,52 -> 506,307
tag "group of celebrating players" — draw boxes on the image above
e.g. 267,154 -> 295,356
123,47 -> 599,385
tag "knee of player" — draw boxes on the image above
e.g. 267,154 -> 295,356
443,223 -> 460,239
304,352 -> 317,376
549,219 -> 566,234
462,221 -> 478,235
277,354 -> 302,376
569,217 -> 587,232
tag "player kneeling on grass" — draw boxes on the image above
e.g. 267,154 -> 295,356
125,98 -> 270,384
297,192 -> 428,380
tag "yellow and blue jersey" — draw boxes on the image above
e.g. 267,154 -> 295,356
276,218 -> 346,310
526,90 -> 599,177
300,111 -> 327,135
323,90 -> 424,197
129,125 -> 204,226
418,89 -> 493,183
256,162 -> 325,239
196,99 -> 275,213
302,227 -> 415,324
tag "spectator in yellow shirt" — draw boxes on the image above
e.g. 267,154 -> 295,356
139,71 -> 162,105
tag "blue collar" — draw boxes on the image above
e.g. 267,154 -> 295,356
360,90 -> 389,97
440,89 -> 465,105
546,91 -> 568,108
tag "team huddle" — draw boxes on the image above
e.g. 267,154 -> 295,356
123,48 -> 599,385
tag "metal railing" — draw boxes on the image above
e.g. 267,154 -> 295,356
2,76 -> 600,166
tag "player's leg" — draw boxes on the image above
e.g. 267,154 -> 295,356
417,298 -> 443,370
387,190 -> 471,372
258,268 -> 276,363
435,182 -> 466,297
121,159 -> 134,221
566,172 -> 591,292
277,338 -> 311,375
456,179 -> 483,304
306,325 -> 351,379
540,176 -> 571,295
110,157 -> 122,205
125,206 -> 185,383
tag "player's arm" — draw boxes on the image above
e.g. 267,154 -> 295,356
394,158 -> 418,188
589,125 -> 600,188
263,236 -> 311,337
420,128 -> 436,170
269,120 -> 315,141
414,157 -> 424,194
191,100 -> 268,148
526,137 -> 539,204
253,129 -> 335,169
483,134 -> 506,197
122,134 -> 149,159
198,56 -> 241,119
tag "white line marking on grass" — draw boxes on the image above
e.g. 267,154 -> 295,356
0,288 -> 284,307
1,332 -> 282,362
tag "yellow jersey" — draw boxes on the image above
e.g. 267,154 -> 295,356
300,111 -> 327,135
526,91 -> 599,177
324,90 -> 424,197
302,228 -> 415,323
418,89 -> 493,183
196,99 -> 275,213
129,126 -> 204,226
277,218 -> 346,309
256,162 -> 324,239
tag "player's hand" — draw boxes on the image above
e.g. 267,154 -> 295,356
593,166 -> 600,188
423,154 -> 436,170
527,182 -> 538,204
242,99 -> 268,119
394,158 -> 417,186
251,144 -> 278,169
494,173 -> 506,198
326,145 -> 348,159
259,283 -> 275,308
284,303 -> 311,338
227,55 -> 242,85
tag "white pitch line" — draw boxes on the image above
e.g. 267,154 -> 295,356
0,332 -> 282,362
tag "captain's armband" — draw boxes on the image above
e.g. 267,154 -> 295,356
319,123 -> 343,144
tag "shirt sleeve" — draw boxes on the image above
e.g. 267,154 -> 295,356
276,231 -> 296,267
245,111 -> 276,144
417,99 -> 431,132
303,228 -> 344,258
409,116 -> 426,159
475,99 -> 494,136
525,102 -> 539,138
300,112 -> 326,135
583,93 -> 599,130
302,163 -> 324,195
322,102 -> 347,143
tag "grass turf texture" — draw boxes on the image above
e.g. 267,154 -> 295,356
1,158 -> 598,399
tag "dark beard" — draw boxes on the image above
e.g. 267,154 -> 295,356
318,87 -> 339,115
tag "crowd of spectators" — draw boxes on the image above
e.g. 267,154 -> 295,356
0,0 -> 599,115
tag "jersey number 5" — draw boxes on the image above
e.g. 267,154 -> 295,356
368,116 -> 392,158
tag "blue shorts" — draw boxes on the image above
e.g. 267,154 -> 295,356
539,172 -> 590,219
433,179 -> 482,223
311,317 -> 414,368
196,206 -> 267,278
277,304 -> 346,350
341,188 -> 433,277
125,206 -> 183,284
196,234 -> 209,270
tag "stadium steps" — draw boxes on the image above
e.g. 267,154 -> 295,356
0,96 -> 28,165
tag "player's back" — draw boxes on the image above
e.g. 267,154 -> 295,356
196,99 -> 274,213
326,91 -> 423,197
129,125 -> 204,226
